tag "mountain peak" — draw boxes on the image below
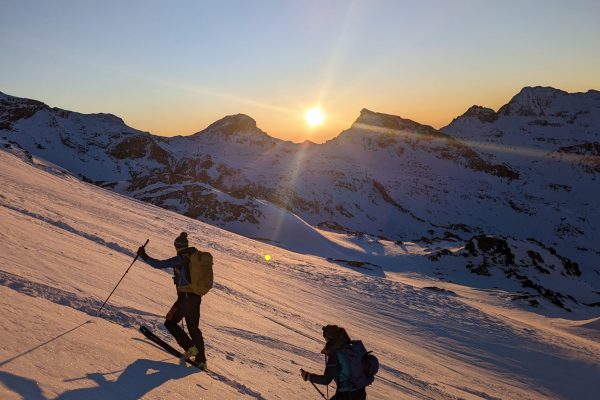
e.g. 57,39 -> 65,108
517,86 -> 566,97
498,86 -> 567,116
299,139 -> 316,146
355,108 -> 398,126
353,108 -> 436,133
86,112 -> 126,125
459,105 -> 499,123
197,114 -> 258,136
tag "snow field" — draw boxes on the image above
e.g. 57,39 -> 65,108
1,151 -> 599,399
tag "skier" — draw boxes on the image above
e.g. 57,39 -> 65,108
137,232 -> 210,370
300,325 -> 369,400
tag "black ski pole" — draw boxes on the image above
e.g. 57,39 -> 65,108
97,239 -> 149,316
324,354 -> 329,399
310,382 -> 327,400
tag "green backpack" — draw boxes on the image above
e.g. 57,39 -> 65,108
182,249 -> 213,295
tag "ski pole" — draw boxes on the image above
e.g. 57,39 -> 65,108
324,354 -> 329,399
97,239 -> 149,316
310,382 -> 327,400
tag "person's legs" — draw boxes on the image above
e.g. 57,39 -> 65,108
183,294 -> 206,362
353,388 -> 367,400
164,293 -> 194,351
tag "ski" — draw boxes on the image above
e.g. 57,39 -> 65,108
139,325 -> 204,370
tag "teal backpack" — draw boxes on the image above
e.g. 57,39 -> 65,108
337,340 -> 379,390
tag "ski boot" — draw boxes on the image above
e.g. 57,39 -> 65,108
181,345 -> 199,365
194,355 -> 207,371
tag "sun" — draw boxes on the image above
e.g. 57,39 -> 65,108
305,107 -> 325,127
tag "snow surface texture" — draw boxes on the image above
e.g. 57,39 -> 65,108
1,151 -> 599,399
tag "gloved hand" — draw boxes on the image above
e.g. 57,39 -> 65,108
300,368 -> 311,381
137,246 -> 147,259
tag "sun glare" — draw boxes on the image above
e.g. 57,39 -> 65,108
305,107 -> 325,127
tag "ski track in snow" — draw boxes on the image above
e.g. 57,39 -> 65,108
0,270 -> 161,329
203,370 -> 268,400
0,201 -> 134,257
444,384 -> 503,400
216,326 -> 315,362
375,365 -> 449,400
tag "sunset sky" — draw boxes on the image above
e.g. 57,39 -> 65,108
1,0 -> 599,143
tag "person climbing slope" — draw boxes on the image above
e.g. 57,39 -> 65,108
301,324 -> 378,400
137,232 -> 213,370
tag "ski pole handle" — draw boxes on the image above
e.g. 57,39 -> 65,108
139,238 -> 150,254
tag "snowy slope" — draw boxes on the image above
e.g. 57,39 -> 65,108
1,150 -> 600,400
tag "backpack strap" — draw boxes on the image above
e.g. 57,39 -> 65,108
174,247 -> 197,288
335,346 -> 355,392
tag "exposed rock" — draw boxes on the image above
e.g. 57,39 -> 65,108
0,95 -> 46,130
460,105 -> 499,123
110,135 -> 152,159
556,142 -> 600,173
430,235 -> 588,310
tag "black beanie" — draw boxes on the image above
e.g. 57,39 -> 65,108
174,232 -> 189,249
322,325 -> 340,340
322,325 -> 351,344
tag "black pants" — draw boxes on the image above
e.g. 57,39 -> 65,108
331,388 -> 367,400
164,292 -> 206,362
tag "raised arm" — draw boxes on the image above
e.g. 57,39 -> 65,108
137,247 -> 180,270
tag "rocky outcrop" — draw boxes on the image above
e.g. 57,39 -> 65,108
0,93 -> 46,130
556,142 -> 600,173
456,105 -> 499,123
430,235 -> 588,310
110,135 -> 152,159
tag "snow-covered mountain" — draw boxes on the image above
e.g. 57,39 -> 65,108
440,86 -> 600,274
1,91 -> 520,243
1,150 -> 599,400
1,88 -> 599,313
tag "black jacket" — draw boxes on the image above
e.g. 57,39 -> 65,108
309,337 -> 349,387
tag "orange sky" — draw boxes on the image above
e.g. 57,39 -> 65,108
119,80 -> 598,144
2,1 -> 599,143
